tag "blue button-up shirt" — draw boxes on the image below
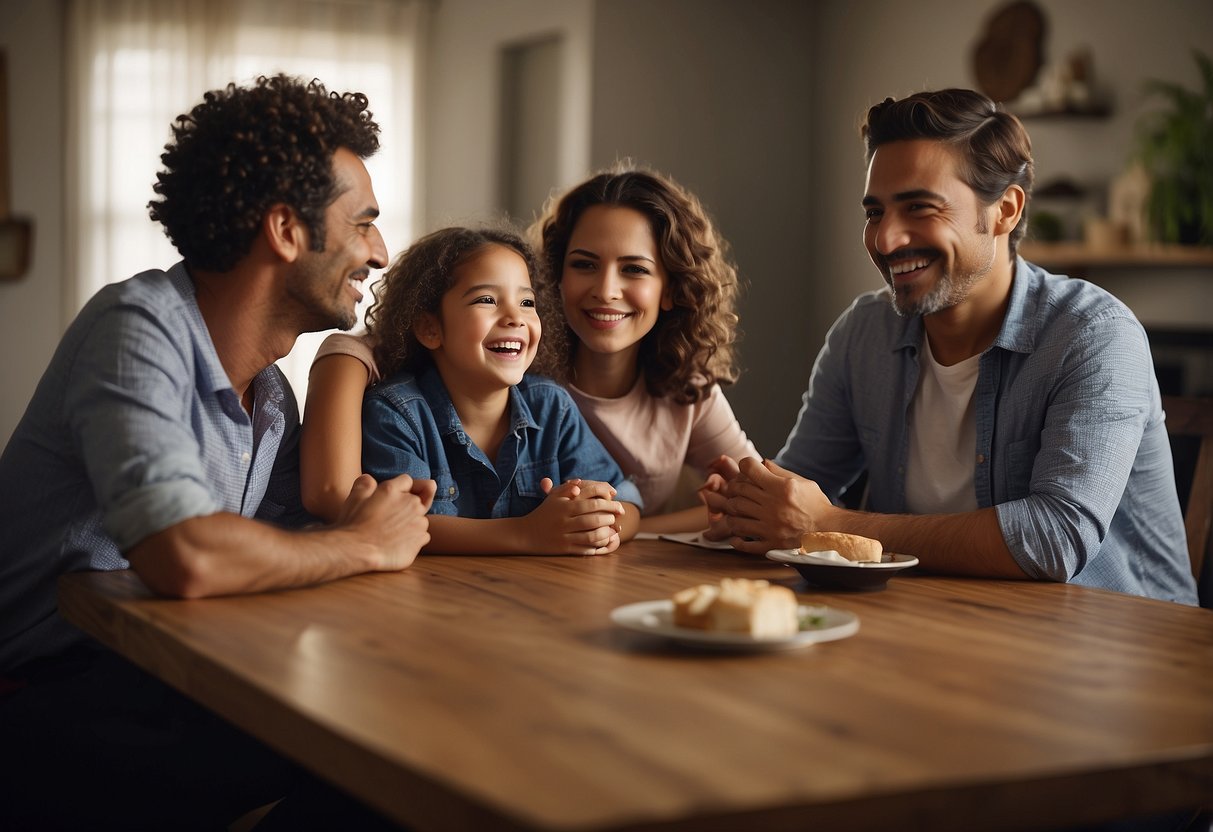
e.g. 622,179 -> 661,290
0,263 -> 310,671
775,258 -> 1196,605
363,366 -> 642,518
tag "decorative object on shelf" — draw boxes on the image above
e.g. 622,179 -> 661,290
1029,211 -> 1064,243
0,50 -> 34,281
1012,47 -> 1112,118
972,1 -> 1045,104
1031,176 -> 1089,242
1109,162 -> 1152,247
1082,217 -> 1128,250
1134,49 -> 1213,246
971,2 -> 1110,118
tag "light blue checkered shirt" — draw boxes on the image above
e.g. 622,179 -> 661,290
0,263 -> 310,671
775,258 -> 1196,605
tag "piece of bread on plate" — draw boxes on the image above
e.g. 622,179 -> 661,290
672,578 -> 798,638
799,531 -> 883,563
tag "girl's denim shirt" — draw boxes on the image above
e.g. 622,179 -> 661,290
363,366 -> 642,518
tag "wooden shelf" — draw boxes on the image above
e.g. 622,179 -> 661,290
1013,105 -> 1111,120
1020,242 -> 1213,270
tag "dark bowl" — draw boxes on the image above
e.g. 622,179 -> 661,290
765,550 -> 919,591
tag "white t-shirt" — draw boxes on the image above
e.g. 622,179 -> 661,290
312,333 -> 759,514
904,337 -> 980,515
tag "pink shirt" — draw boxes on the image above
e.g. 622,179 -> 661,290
565,378 -> 757,514
312,332 -> 758,513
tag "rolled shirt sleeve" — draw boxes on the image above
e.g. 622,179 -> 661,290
0,264 -> 311,669
66,295 -> 223,550
992,312 -> 1165,582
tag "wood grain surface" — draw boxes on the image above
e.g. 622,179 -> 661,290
58,538 -> 1213,832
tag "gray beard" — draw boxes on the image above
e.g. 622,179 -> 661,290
890,267 -> 979,317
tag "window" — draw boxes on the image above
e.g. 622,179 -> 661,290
66,0 -> 424,405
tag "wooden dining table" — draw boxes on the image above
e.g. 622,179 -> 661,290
58,537 -> 1213,832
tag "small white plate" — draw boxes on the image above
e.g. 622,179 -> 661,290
609,600 -> 859,651
658,531 -> 736,551
766,550 -> 920,569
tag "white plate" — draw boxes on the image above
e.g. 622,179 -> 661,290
766,550 -> 920,569
609,600 -> 859,651
658,531 -> 736,551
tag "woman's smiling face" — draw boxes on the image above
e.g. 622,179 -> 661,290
559,205 -> 672,363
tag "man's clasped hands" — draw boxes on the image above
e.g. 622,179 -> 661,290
700,455 -> 838,555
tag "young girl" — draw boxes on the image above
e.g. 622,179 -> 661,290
530,165 -> 758,533
352,227 -> 640,555
301,167 -> 755,533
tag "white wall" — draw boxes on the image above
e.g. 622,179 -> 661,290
424,0 -> 593,229
0,0 -> 65,446
588,0 -> 816,456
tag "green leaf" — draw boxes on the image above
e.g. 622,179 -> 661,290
1134,50 -> 1213,244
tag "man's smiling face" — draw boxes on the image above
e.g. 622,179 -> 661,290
861,139 -> 999,318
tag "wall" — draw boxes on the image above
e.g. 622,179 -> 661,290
424,0 -> 593,229
0,0 -> 64,445
588,0 -> 815,456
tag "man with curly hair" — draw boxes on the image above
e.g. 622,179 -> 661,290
0,75 -> 431,829
707,88 -> 1195,608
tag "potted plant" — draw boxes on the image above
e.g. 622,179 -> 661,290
1134,49 -> 1213,246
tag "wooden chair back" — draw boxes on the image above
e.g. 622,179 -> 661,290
1162,395 -> 1213,605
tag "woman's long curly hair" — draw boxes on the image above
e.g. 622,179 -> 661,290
366,227 -> 568,383
149,74 -> 380,272
531,165 -> 741,405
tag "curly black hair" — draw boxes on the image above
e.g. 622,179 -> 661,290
148,74 -> 380,272
366,226 -> 568,384
530,165 -> 742,405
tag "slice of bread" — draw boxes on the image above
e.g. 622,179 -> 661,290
799,531 -> 883,563
671,583 -> 720,630
672,578 -> 798,638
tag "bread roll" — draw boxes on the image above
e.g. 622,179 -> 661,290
672,578 -> 798,638
671,583 -> 719,630
799,531 -> 883,563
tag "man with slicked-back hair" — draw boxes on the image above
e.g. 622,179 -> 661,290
708,89 -> 1195,609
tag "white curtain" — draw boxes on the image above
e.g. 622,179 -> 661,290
65,0 -> 426,406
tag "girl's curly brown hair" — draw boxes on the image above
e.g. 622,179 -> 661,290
149,74 -> 380,272
530,165 -> 741,405
366,227 -> 568,383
